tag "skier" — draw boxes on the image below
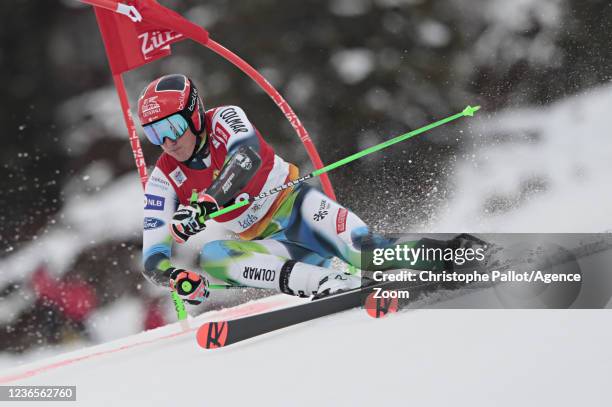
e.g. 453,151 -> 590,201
139,74 -> 470,306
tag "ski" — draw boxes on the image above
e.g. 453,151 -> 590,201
196,234 -> 497,349
195,278 -> 451,349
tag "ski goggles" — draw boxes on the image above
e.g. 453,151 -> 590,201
142,114 -> 190,145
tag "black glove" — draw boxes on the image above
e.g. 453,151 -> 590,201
170,193 -> 219,243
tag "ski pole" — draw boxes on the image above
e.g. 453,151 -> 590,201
208,105 -> 480,220
209,284 -> 248,290
171,291 -> 188,320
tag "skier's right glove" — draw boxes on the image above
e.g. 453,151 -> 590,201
169,268 -> 210,305
170,193 -> 219,244
170,204 -> 205,243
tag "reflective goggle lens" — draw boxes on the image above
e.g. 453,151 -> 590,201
143,114 -> 189,145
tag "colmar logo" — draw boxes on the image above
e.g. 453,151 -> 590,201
219,107 -> 248,133
138,30 -> 183,60
243,267 -> 276,281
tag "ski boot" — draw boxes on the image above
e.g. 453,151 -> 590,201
313,272 -> 362,300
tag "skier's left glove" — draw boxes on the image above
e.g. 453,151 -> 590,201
169,268 -> 210,305
170,193 -> 219,243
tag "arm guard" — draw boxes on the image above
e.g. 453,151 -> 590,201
205,145 -> 262,206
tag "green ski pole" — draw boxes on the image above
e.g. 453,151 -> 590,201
208,105 -> 480,220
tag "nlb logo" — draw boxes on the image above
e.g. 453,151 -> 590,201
144,194 -> 165,211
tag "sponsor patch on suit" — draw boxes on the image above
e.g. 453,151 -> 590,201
144,194 -> 165,210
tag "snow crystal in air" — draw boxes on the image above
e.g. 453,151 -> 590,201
374,0 -> 423,8
286,74 -> 315,107
86,297 -> 144,343
57,87 -> 126,154
331,49 -> 375,84
329,0 -> 372,17
417,20 -> 451,48
364,87 -> 393,111
186,5 -> 221,28
474,0 -> 564,67
258,67 -> 283,90
485,0 -> 563,31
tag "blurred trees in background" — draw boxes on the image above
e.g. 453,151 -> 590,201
2,0 -> 612,246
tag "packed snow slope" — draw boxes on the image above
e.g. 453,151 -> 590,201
428,83 -> 612,233
1,292 -> 611,407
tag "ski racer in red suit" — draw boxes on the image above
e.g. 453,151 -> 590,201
139,74 -> 473,305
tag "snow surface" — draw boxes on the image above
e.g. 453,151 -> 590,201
1,292 -> 611,406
